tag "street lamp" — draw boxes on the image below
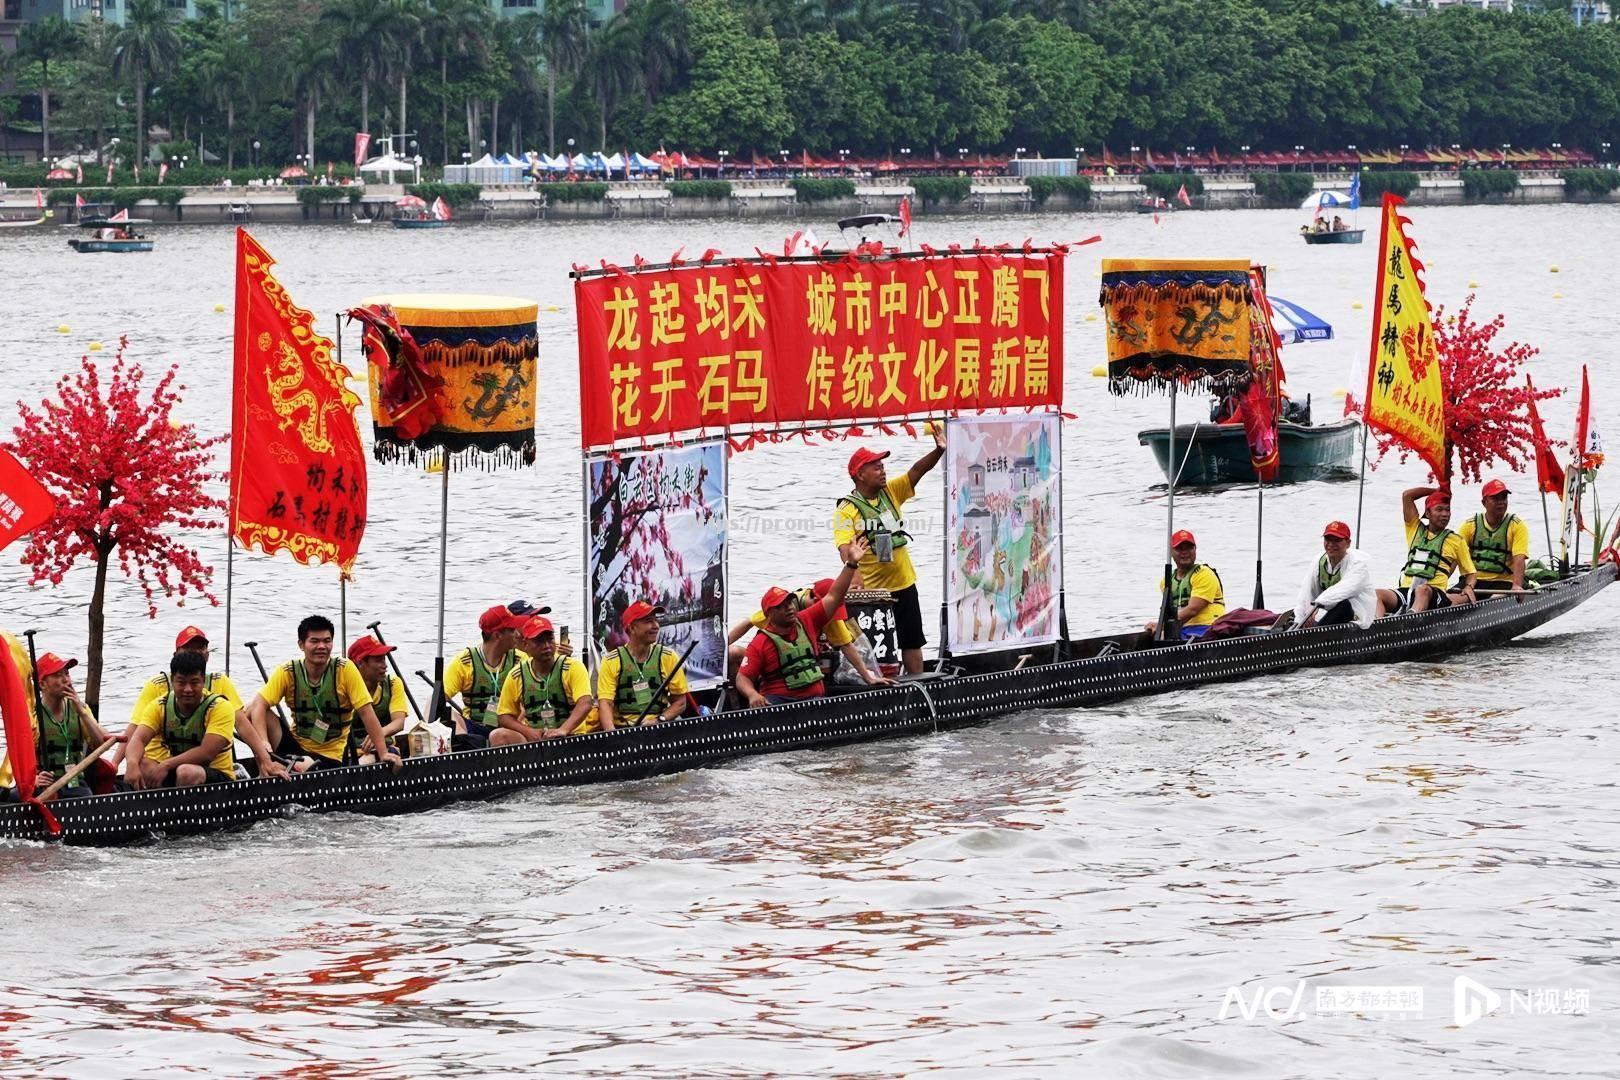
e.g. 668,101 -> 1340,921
252,139 -> 260,168
958,147 -> 967,162
1015,145 -> 1026,159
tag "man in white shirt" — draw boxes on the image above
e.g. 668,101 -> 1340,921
1293,520 -> 1378,629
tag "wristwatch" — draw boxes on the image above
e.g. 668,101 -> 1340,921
845,560 -> 859,570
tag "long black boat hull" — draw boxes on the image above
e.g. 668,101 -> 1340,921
4,564 -> 1612,846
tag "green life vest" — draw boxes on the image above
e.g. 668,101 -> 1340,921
462,646 -> 516,725
162,692 -> 223,757
36,698 -> 84,775
1171,564 -> 1224,609
347,677 -> 393,756
1316,555 -> 1344,593
288,658 -> 348,746
1402,527 -> 1457,584
838,487 -> 910,549
1470,513 -> 1519,576
758,625 -> 824,691
518,658 -> 575,729
614,644 -> 669,720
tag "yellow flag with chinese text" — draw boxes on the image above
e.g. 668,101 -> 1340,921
1362,194 -> 1447,479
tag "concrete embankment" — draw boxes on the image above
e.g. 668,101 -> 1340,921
4,172 -> 1614,226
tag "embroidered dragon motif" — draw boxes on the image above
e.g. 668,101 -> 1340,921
266,340 -> 346,454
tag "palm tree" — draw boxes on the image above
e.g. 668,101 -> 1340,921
627,0 -> 690,104
427,0 -> 492,163
17,17 -> 82,162
111,0 -> 182,170
583,14 -> 641,151
325,0 -> 396,137
539,0 -> 590,155
287,39 -> 341,169
379,0 -> 426,144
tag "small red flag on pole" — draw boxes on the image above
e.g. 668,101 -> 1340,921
898,196 -> 911,238
1526,375 -> 1565,495
0,447 -> 56,553
1176,182 -> 1192,208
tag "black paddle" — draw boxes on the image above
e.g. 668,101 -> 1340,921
630,640 -> 697,727
365,620 -> 425,723
243,641 -> 294,736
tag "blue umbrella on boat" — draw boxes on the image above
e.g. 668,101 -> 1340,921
1268,295 -> 1333,344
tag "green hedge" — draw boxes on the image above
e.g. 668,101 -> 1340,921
537,182 -> 608,202
912,176 -> 972,207
1024,175 -> 1092,206
666,180 -> 732,199
1461,169 -> 1520,199
790,177 -> 856,202
1561,168 -> 1620,196
1249,172 -> 1316,207
296,186 -> 362,205
1141,173 -> 1203,198
44,186 -> 184,209
1359,170 -> 1419,200
3,165 -> 361,189
406,182 -> 483,207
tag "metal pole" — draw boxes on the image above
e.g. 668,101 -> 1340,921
366,620 -> 424,723
1253,479 -> 1265,609
1540,487 -> 1556,567
225,531 -> 234,676
437,458 -> 449,662
1353,420 -> 1371,548
1156,383 -> 1179,641
339,572 -> 347,648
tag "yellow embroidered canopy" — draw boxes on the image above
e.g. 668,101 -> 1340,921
1098,259 -> 1255,394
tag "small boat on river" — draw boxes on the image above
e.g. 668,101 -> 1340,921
1140,416 -> 1360,486
3,561 -> 1611,846
392,194 -> 452,229
68,217 -> 154,253
1302,227 -> 1364,245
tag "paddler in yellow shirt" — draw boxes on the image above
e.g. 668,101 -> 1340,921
834,426 -> 946,675
442,604 -> 531,748
246,615 -> 400,772
492,616 -> 595,742
1145,530 -> 1227,639
122,625 -> 288,781
1455,478 -> 1530,595
597,601 -> 688,729
125,650 -> 240,789
346,634 -> 411,762
1375,488 -> 1477,615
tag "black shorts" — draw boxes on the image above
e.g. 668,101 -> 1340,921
1318,599 -> 1358,626
275,727 -> 347,769
161,766 -> 235,786
892,583 -> 927,651
1398,583 -> 1451,610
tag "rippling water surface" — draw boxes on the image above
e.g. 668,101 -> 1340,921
1,205 -> 1617,1075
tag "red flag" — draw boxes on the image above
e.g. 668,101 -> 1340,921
0,447 -> 56,552
898,195 -> 912,238
158,162 -> 168,184
1573,364 -> 1591,472
231,228 -> 368,571
74,193 -> 84,211
1526,375 -> 1565,495
106,161 -> 114,184
354,132 -> 371,167
431,196 -> 453,221
107,208 -> 129,223
75,161 -> 83,184
34,187 -> 43,209
1176,183 -> 1192,208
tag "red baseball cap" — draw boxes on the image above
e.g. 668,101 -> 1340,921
620,600 -> 665,630
1171,529 -> 1197,548
35,652 -> 77,679
174,625 -> 208,649
1425,490 -> 1452,511
848,447 -> 890,478
347,635 -> 397,662
522,615 -> 555,639
479,604 -> 527,634
1323,521 -> 1352,540
760,586 -> 795,611
1482,479 -> 1511,498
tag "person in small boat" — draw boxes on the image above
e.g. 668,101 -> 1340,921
493,616 -> 595,742
31,653 -> 117,799
247,615 -> 400,772
737,542 -> 867,708
1292,521 -> 1377,628
1374,488 -> 1477,615
1144,530 -> 1226,639
1331,215 -> 1347,232
835,428 -> 945,676
122,625 -> 287,781
597,601 -> 688,730
442,604 -> 528,748
345,634 -> 410,763
125,650 -> 241,790
1455,479 -> 1529,594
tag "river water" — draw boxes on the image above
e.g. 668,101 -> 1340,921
1,205 -> 1616,1075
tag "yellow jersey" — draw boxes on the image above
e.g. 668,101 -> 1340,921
1159,564 -> 1226,628
497,657 -> 597,733
1401,520 -> 1476,588
256,658 -> 373,761
1456,513 -> 1530,583
133,694 -> 239,779
833,474 -> 918,593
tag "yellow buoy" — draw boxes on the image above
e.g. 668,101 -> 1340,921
1084,314 -> 1098,322
57,324 -> 71,333
1091,364 -> 1107,377
1332,388 -> 1347,398
1468,281 -> 1479,289
88,341 -> 104,352
1351,302 -> 1363,310
426,460 -> 445,474
214,303 -> 226,313
546,305 -> 561,313
1550,266 -> 1560,273
1553,292 -> 1563,299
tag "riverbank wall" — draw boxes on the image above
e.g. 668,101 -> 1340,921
5,171 -> 1616,226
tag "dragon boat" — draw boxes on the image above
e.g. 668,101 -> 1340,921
4,563 -> 1611,847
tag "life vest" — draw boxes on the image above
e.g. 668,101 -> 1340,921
288,658 -> 349,746
36,698 -> 84,775
1171,564 -> 1224,610
1470,513 -> 1519,576
518,658 -> 576,729
461,646 -> 516,725
759,624 -> 825,691
1316,555 -> 1344,593
347,677 -> 394,757
613,645 -> 669,720
1402,527 -> 1457,584
162,692 -> 223,757
838,487 -> 910,550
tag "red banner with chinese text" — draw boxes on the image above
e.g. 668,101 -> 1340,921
575,250 -> 1065,450
230,228 -> 369,571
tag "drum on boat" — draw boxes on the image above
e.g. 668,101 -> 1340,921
845,588 -> 901,677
